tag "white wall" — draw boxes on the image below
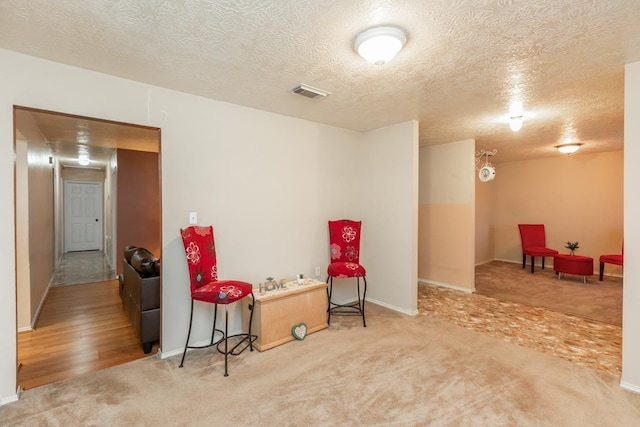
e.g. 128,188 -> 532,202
359,122 -> 419,314
0,48 -> 418,402
622,61 -> 640,392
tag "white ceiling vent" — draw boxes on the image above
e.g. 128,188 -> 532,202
291,84 -> 330,99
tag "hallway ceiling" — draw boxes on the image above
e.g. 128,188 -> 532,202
2,1 -> 640,163
14,108 -> 159,168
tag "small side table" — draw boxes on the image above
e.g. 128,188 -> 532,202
553,254 -> 594,283
241,279 -> 328,351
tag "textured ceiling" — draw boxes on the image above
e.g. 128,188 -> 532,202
2,0 -> 640,164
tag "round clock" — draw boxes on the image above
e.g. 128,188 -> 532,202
479,165 -> 495,182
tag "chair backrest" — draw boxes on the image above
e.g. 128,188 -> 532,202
180,225 -> 218,292
328,220 -> 362,264
517,224 -> 547,249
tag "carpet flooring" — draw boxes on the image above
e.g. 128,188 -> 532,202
2,302 -> 639,426
475,261 -> 622,326
2,263 -> 633,426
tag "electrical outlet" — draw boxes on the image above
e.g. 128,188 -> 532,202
315,266 -> 321,277
189,212 -> 197,224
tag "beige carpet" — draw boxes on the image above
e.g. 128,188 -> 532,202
2,303 -> 640,426
475,261 -> 622,326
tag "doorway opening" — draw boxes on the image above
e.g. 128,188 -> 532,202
14,106 -> 161,390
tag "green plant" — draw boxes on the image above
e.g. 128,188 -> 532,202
565,241 -> 580,252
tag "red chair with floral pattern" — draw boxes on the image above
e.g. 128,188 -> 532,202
179,225 -> 256,376
326,219 -> 367,327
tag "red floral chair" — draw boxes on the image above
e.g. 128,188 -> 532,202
599,245 -> 623,281
326,219 -> 367,327
517,224 -> 558,273
179,225 -> 255,376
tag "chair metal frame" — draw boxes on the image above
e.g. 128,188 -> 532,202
326,219 -> 368,327
178,225 -> 257,376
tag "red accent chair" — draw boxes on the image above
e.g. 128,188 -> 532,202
179,225 -> 255,376
599,245 -> 623,281
518,224 -> 558,273
327,219 -> 367,327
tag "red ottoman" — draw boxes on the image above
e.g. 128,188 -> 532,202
553,254 -> 594,283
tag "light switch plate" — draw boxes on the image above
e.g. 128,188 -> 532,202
189,212 -> 197,224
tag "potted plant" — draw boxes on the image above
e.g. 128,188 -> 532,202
296,273 -> 305,285
565,241 -> 580,255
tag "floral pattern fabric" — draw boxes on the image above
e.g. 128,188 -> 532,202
180,225 -> 252,304
327,220 -> 366,278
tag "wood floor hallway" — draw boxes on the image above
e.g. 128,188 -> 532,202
17,252 -> 156,391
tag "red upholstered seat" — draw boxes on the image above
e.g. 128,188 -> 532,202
179,225 -> 255,376
599,245 -> 623,281
518,224 -> 558,273
327,219 -> 367,327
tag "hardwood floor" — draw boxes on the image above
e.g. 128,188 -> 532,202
17,279 -> 156,390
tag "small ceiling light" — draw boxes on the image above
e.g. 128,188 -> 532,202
354,26 -> 407,66
556,143 -> 582,154
78,155 -> 90,166
509,115 -> 523,132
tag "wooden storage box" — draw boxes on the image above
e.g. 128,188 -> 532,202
242,279 -> 328,351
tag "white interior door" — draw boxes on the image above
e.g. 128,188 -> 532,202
64,181 -> 103,252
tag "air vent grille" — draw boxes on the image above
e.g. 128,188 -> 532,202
291,84 -> 330,99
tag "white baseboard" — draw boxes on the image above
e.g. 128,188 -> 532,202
493,258 -> 520,265
620,380 -> 640,394
158,331 -> 243,360
0,390 -> 19,406
418,278 -> 474,293
30,278 -> 54,329
366,297 -> 418,316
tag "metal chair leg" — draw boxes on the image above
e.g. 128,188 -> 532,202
209,303 -> 219,345
361,277 -> 367,327
179,300 -> 195,368
327,276 -> 333,325
326,275 -> 367,327
224,305 -> 229,377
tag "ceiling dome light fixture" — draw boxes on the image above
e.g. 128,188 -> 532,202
509,115 -> 523,132
556,143 -> 582,154
354,26 -> 407,66
78,154 -> 90,166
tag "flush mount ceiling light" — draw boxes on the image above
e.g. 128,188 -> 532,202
354,26 -> 407,66
509,115 -> 523,132
556,143 -> 582,154
78,154 -> 90,166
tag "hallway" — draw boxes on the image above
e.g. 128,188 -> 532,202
51,250 -> 116,286
17,251 -> 153,391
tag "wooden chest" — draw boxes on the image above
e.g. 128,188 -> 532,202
242,279 -> 328,351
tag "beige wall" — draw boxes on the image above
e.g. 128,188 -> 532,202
15,138 -> 30,330
419,140 -> 475,291
475,175 -> 494,265
493,151 -> 623,275
26,129 -> 56,328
